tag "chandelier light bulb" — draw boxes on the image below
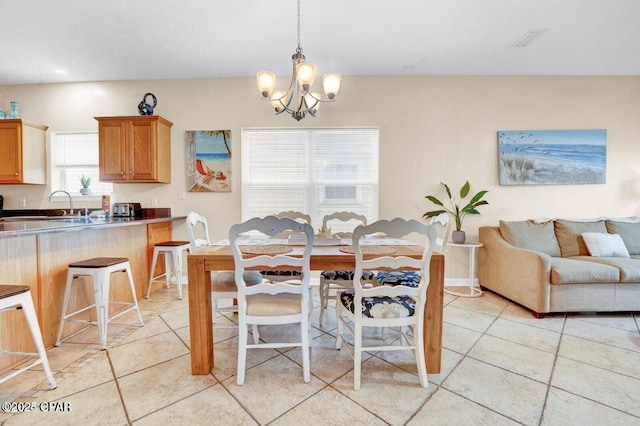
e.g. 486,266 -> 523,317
296,62 -> 316,90
270,90 -> 286,112
305,92 -> 321,114
322,74 -> 342,100
256,71 -> 276,98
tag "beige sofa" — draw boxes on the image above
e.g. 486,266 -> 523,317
478,218 -> 640,317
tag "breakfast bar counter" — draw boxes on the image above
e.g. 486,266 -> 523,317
0,214 -> 185,370
0,215 -> 181,238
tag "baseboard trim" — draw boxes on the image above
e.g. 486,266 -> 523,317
445,278 -> 479,287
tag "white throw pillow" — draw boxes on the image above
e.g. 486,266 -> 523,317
581,232 -> 630,258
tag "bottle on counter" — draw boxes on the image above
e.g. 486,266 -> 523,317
102,195 -> 110,219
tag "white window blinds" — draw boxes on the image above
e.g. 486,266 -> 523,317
53,132 -> 113,196
242,128 -> 379,230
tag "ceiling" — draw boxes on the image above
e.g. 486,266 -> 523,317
1,0 -> 639,86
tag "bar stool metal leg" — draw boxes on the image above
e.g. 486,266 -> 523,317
146,246 -> 162,299
124,262 -> 144,327
0,286 -> 56,389
20,292 -> 57,389
93,268 -> 111,350
163,250 -> 175,289
55,267 -> 76,347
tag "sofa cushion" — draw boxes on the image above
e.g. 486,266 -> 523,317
605,220 -> 640,255
499,220 -> 561,257
554,220 -> 607,257
577,256 -> 640,282
581,232 -> 630,258
550,257 -> 620,284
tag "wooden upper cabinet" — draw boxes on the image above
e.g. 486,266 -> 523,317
95,115 -> 173,183
0,119 -> 48,184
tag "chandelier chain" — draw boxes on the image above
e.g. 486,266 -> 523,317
296,0 -> 302,53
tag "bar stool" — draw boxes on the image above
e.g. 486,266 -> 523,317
55,257 -> 144,350
146,241 -> 191,300
0,285 -> 57,389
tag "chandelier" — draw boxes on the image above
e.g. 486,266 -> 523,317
256,0 -> 341,121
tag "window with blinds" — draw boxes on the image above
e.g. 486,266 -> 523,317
53,132 -> 113,196
242,128 -> 379,230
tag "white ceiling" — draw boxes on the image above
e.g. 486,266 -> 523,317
1,0 -> 639,86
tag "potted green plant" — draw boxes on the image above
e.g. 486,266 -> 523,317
423,181 -> 489,243
79,175 -> 92,195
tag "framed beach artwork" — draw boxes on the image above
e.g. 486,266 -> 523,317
498,129 -> 606,185
186,130 -> 232,192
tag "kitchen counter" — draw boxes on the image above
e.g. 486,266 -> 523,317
0,215 -> 185,238
0,213 -> 185,367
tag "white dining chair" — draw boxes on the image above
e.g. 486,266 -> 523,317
230,215 -> 314,385
186,211 -> 262,329
260,210 -> 312,283
318,211 -> 376,326
375,212 -> 448,289
376,212 -> 450,341
275,210 -> 312,224
335,217 -> 436,390
428,212 -> 451,254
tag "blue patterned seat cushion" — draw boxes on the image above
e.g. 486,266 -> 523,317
376,271 -> 421,288
321,270 -> 375,281
339,289 -> 416,318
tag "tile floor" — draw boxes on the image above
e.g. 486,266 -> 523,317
1,285 -> 640,425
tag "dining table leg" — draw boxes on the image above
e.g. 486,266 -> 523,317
425,253 -> 444,373
188,256 -> 213,374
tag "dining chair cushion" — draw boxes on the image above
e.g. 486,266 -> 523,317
339,289 -> 416,318
321,269 -> 376,281
246,293 -> 303,316
212,271 -> 263,292
376,271 -> 421,288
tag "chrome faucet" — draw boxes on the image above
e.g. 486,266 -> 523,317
48,190 -> 74,215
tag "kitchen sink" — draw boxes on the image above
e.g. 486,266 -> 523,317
0,215 -> 91,222
0,216 -> 50,221
49,217 -> 91,222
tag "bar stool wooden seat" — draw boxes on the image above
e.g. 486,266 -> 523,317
0,285 -> 57,389
146,240 -> 191,300
55,257 -> 144,350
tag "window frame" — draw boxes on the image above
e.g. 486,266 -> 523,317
51,131 -> 112,201
241,127 -> 379,230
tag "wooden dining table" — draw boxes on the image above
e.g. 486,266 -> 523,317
187,242 -> 445,375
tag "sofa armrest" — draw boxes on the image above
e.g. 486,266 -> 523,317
478,226 -> 552,313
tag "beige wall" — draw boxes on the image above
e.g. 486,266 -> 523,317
1,75 -> 639,279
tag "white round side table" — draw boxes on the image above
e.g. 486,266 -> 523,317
445,241 -> 483,297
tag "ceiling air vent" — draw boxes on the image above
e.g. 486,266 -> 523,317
509,29 -> 548,48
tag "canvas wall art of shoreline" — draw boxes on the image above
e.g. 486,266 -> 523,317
498,129 -> 606,185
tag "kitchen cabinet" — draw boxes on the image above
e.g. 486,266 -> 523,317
95,115 -> 173,183
0,119 -> 48,184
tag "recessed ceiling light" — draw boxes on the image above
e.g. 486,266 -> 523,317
54,68 -> 67,74
509,29 -> 548,48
